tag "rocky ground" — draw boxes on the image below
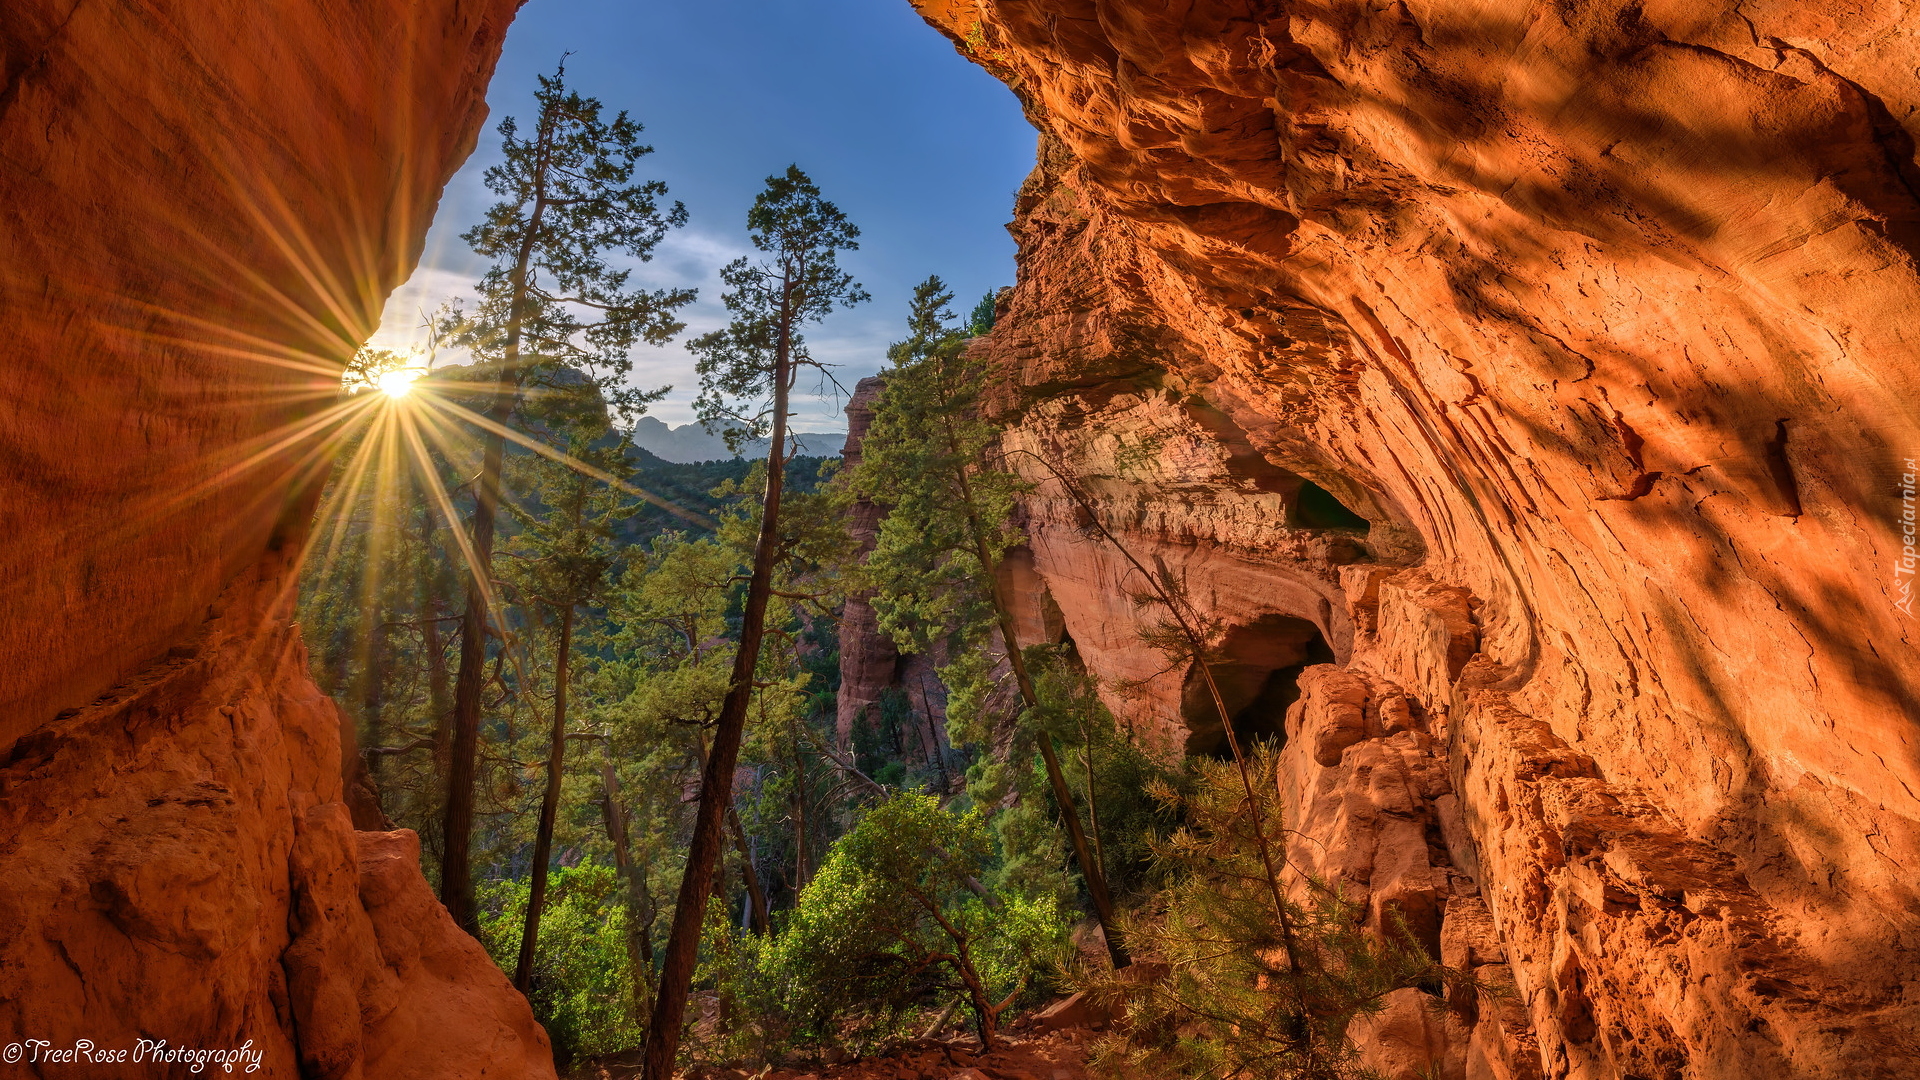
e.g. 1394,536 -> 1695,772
580,1005 -> 1099,1080
754,1029 -> 1092,1080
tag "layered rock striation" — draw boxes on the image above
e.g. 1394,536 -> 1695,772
910,1 -> 1920,1076
1,1 -> 550,1075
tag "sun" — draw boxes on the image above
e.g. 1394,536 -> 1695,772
375,367 -> 424,398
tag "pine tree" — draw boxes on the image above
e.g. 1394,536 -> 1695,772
601,533 -> 744,1022
641,165 -> 866,1079
501,383 -> 632,994
966,289 -> 998,337
1084,748 -> 1457,1080
852,276 -> 1132,968
436,64 -> 693,933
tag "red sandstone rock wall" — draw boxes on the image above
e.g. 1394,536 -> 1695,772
0,558 -> 554,1079
2,0 -> 516,735
913,1 -> 1920,1076
836,377 -> 902,748
0,1 -> 550,1075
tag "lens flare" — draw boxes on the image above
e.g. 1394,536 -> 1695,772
376,367 -> 423,397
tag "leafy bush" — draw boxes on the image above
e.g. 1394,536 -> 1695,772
712,794 -> 1071,1062
479,865 -> 644,1065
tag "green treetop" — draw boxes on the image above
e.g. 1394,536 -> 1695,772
854,276 -> 1020,664
691,165 -> 869,451
446,62 -> 693,417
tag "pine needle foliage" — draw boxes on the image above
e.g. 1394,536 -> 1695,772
852,275 -> 1022,669
1084,747 -> 1457,1080
501,388 -> 631,620
966,290 -> 998,337
443,62 -> 693,418
691,165 -> 869,452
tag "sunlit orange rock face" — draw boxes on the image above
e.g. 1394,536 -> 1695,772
1,1 -> 550,1075
915,1 -> 1920,1076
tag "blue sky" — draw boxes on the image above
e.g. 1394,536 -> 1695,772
372,0 -> 1037,432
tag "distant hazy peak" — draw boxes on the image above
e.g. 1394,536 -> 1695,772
629,415 -> 845,463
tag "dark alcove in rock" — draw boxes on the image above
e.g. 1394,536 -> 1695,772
1290,480 -> 1372,532
1182,613 -> 1336,758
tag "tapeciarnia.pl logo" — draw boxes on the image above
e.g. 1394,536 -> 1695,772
1897,456 -> 1917,618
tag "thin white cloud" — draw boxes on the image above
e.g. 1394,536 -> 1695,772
366,265 -> 475,358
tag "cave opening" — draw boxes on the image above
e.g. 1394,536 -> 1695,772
1182,614 -> 1337,759
1291,480 -> 1372,532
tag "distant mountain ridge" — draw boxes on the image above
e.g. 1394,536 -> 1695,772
630,415 -> 845,463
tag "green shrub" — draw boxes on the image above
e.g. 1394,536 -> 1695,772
716,794 -> 1071,1061
478,864 -> 644,1065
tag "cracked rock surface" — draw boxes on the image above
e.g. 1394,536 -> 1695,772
906,0 -> 1920,1075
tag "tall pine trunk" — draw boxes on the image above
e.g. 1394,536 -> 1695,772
641,289 -> 795,1080
422,504 -> 453,782
440,118 -> 555,934
356,614 -> 387,793
728,804 -> 770,935
789,727 -> 811,893
913,676 -> 953,793
1080,714 -> 1109,894
514,603 -> 574,992
440,424 -> 503,932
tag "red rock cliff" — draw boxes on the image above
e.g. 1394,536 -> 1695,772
836,376 -> 902,748
912,1 -> 1920,1077
1,1 -> 552,1075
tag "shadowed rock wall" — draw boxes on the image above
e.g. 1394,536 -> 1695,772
836,376 -> 902,748
910,1 -> 1920,1076
1,1 -> 551,1074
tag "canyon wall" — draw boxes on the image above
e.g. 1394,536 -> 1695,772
0,1 -> 551,1075
909,1 -> 1920,1077
837,377 -> 903,748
